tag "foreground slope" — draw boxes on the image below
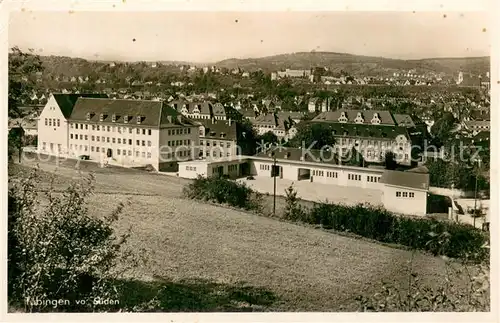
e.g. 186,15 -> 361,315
11,158 -> 468,311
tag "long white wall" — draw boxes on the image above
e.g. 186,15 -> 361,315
252,160 -> 383,190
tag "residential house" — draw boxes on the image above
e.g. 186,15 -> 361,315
196,118 -> 239,159
252,112 -> 300,141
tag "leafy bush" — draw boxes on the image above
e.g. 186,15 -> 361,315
183,175 -> 263,211
357,262 -> 490,312
283,184 -> 306,221
8,168 -> 137,312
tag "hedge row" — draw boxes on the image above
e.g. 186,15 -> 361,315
303,203 -> 488,261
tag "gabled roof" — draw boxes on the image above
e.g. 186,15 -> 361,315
380,170 -> 430,190
253,112 -> 298,130
53,93 -> 108,118
393,114 -> 416,127
313,110 -> 398,126
310,121 -> 410,140
196,119 -> 238,141
69,98 -> 195,128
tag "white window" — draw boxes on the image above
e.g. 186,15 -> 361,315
403,192 -> 408,198
396,192 -> 401,197
409,192 -> 415,198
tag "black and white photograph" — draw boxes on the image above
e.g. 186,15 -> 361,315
3,1 -> 496,319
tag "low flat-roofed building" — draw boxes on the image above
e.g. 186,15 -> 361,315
380,170 -> 430,216
178,148 -> 430,217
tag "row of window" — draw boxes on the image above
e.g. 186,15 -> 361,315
70,144 -> 153,159
326,171 -> 338,178
167,128 -> 191,136
167,139 -> 192,146
228,165 -> 238,172
71,134 -> 153,147
396,191 -> 415,198
260,164 -> 271,171
186,166 -> 197,171
163,150 -> 191,159
200,140 -> 232,148
202,150 -> 231,158
71,123 -> 154,136
337,138 -> 405,147
348,173 -> 362,181
45,118 -> 61,127
367,176 -> 381,183
42,142 -> 61,151
312,170 -> 324,177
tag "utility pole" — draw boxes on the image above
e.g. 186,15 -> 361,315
273,153 -> 277,217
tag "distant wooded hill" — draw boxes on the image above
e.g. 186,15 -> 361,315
214,52 -> 490,75
30,51 -> 489,79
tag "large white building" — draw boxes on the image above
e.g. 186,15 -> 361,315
311,110 -> 417,165
37,93 -> 108,156
37,94 -> 199,171
178,147 -> 430,217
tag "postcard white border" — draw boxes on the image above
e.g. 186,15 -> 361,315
0,1 -> 497,323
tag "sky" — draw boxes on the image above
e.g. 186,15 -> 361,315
9,11 -> 490,63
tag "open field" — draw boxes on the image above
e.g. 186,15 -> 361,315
9,155 -> 474,311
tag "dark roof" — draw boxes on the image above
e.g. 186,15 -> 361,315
196,119 -> 238,141
380,170 -> 430,190
69,98 -> 195,128
473,131 -> 490,142
253,112 -> 299,130
393,114 -> 416,127
255,147 -> 341,166
53,93 -> 108,118
171,101 -> 212,115
309,121 -> 410,141
313,109 -> 398,126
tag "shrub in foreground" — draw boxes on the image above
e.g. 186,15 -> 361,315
183,175 -> 263,211
8,168 -> 137,312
